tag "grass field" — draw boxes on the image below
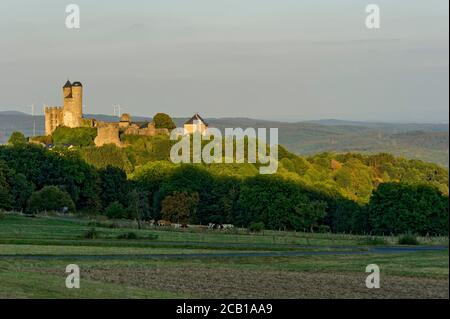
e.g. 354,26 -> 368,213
0,213 -> 448,299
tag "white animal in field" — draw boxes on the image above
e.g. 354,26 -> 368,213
172,223 -> 182,228
222,224 -> 234,230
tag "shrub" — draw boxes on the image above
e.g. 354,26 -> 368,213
248,221 -> 265,233
52,126 -> 97,147
105,201 -> 126,219
398,233 -> 420,245
83,228 -> 99,239
27,186 -> 75,214
117,232 -> 138,240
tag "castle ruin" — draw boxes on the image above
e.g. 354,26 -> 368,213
44,80 -> 170,147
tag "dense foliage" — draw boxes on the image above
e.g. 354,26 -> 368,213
152,113 -> 176,130
8,132 -> 27,146
0,130 -> 448,235
27,186 -> 75,214
52,126 -> 97,147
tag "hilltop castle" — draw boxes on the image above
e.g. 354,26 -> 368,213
45,80 -> 83,135
44,80 -> 208,147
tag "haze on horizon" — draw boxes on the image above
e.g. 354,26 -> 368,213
0,0 -> 448,123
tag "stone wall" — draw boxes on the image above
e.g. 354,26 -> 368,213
44,107 -> 64,136
94,124 -> 122,147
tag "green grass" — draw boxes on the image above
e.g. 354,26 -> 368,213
0,271 -> 185,299
0,213 -> 448,298
1,214 -> 447,247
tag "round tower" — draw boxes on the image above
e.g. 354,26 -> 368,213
71,81 -> 83,127
63,80 -> 72,99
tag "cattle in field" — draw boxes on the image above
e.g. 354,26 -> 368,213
222,224 -> 234,230
172,223 -> 182,228
157,220 -> 171,226
208,223 -> 228,230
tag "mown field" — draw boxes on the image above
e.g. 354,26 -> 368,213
0,213 -> 448,299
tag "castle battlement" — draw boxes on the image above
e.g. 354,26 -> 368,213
44,80 -> 83,135
45,80 -> 173,147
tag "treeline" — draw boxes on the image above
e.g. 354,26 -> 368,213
0,143 -> 448,235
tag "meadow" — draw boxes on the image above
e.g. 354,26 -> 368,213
0,213 -> 448,299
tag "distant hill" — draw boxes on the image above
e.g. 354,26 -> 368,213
304,119 -> 449,133
0,112 -> 448,167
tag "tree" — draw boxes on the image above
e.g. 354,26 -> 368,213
27,186 -> 75,214
293,200 -> 327,232
368,182 -> 449,235
0,163 -> 13,211
128,189 -> 150,228
237,175 -> 329,231
0,160 -> 33,211
104,201 -> 126,219
8,132 -> 27,146
9,173 -> 33,211
156,165 -> 216,224
161,191 -> 199,224
152,113 -> 176,130
99,166 -> 130,208
0,144 -> 101,212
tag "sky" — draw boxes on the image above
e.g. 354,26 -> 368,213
0,0 -> 448,122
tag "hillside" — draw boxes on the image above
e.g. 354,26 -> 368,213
0,111 -> 448,166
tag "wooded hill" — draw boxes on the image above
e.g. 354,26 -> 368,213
1,126 -> 448,236
1,111 -> 448,167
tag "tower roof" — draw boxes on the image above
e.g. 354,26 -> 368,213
185,113 -> 208,126
63,80 -> 72,88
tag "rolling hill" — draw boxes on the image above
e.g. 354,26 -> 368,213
0,111 -> 448,167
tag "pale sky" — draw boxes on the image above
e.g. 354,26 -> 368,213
0,0 -> 448,122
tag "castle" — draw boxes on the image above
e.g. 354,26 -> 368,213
44,80 -> 208,147
45,80 -> 83,135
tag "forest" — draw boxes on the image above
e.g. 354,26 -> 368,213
1,127 -> 448,236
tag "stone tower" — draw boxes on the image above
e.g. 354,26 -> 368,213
44,80 -> 84,135
62,80 -> 83,128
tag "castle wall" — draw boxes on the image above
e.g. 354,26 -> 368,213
94,123 -> 122,147
44,107 -> 64,136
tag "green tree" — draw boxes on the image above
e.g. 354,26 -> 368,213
368,182 -> 449,235
105,201 -> 126,219
8,132 -> 27,146
27,186 -> 75,214
0,163 -> 13,211
293,200 -> 328,232
161,191 -> 199,224
128,189 -> 150,228
152,113 -> 176,130
99,166 -> 130,208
